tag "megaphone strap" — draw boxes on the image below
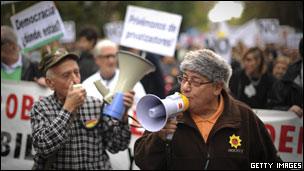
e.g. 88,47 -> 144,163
127,114 -> 144,129
130,124 -> 142,128
128,115 -> 139,124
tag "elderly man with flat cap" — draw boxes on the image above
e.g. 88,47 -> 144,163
134,49 -> 282,170
30,48 -> 134,169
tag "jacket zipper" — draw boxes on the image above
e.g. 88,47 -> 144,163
203,123 -> 239,170
181,118 -> 239,170
204,152 -> 210,170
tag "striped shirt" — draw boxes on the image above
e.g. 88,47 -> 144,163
30,94 -> 131,169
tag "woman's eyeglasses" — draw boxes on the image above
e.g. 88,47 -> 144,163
177,75 -> 213,87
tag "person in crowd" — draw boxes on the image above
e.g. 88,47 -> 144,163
82,39 -> 147,169
268,38 -> 303,117
264,43 -> 278,74
30,48 -> 134,169
272,56 -> 290,80
134,49 -> 282,170
231,46 -> 242,73
82,39 -> 146,107
160,54 -> 180,96
76,26 -> 99,82
1,25 -> 45,85
229,47 -> 276,109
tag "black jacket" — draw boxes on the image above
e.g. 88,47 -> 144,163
21,55 -> 43,81
134,90 -> 282,170
267,59 -> 303,110
78,51 -> 99,82
229,69 -> 276,109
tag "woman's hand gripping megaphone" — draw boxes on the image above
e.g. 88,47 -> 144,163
156,113 -> 182,141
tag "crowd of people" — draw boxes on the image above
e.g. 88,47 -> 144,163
1,23 -> 302,169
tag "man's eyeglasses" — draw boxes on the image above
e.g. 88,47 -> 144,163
177,75 -> 213,87
98,53 -> 117,59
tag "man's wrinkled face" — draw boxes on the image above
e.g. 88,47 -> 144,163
46,59 -> 80,100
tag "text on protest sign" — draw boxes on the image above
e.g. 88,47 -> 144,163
257,18 -> 280,44
1,80 -> 53,170
104,21 -> 124,44
254,109 -> 303,162
10,1 -> 65,53
120,5 -> 182,57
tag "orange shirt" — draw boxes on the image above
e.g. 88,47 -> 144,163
191,95 -> 224,142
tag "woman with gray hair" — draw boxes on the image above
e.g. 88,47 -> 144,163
134,49 -> 281,170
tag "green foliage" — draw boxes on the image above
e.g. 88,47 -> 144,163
1,1 -> 302,38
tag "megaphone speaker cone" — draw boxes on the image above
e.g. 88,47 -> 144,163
136,94 -> 167,132
136,92 -> 190,132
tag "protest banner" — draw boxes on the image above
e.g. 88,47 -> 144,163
257,18 -> 280,44
228,19 -> 261,48
286,33 -> 303,49
104,21 -> 124,44
254,109 -> 303,162
1,80 -> 53,170
10,1 -> 65,53
120,5 -> 182,57
60,21 -> 76,43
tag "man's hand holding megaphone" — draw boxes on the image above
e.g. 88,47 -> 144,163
93,50 -> 155,121
121,90 -> 135,123
63,82 -> 86,114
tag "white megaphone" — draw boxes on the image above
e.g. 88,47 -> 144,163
94,50 -> 155,120
136,92 -> 189,139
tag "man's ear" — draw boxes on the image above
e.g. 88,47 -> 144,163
45,77 -> 55,90
213,82 -> 224,96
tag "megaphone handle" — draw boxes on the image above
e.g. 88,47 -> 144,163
166,116 -> 177,141
166,133 -> 174,140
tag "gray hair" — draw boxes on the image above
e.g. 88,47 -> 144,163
1,25 -> 18,45
93,39 -> 118,57
180,49 -> 232,89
